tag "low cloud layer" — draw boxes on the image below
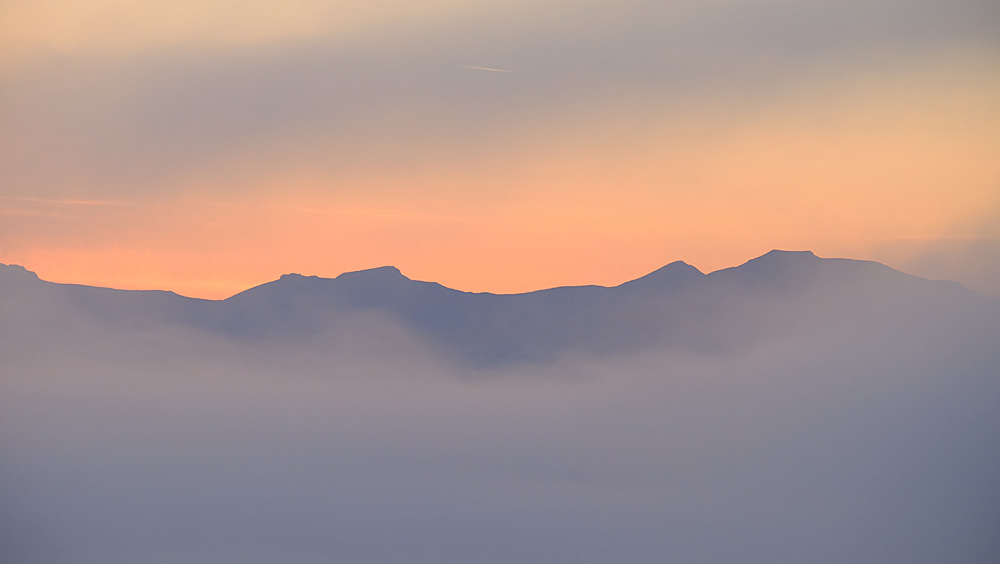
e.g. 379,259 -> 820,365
2,269 -> 999,563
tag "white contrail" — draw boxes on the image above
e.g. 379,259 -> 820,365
458,64 -> 514,73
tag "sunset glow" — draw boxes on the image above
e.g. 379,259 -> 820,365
2,0 -> 998,297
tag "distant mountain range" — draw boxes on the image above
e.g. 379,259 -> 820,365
2,250 -> 996,366
4,250 -> 1000,564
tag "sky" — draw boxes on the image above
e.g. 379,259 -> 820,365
1,0 -> 999,299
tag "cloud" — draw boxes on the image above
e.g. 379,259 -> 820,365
870,237 -> 1000,300
0,196 -> 134,207
2,0 -> 997,200
0,0 -> 537,66
2,296 -> 999,563
458,65 -> 515,73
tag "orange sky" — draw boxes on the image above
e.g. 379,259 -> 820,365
2,0 -> 999,298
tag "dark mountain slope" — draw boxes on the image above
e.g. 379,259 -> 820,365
2,250 -> 996,365
0,263 -> 212,332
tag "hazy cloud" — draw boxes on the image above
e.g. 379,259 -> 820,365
3,314 -> 999,563
2,260 -> 999,562
2,0 -> 997,199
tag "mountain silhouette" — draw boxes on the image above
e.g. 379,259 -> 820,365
2,250 -> 995,365
5,251 -> 999,564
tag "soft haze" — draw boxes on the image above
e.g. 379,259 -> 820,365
2,254 -> 999,563
1,0 -> 999,297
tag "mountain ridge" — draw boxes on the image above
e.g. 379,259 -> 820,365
0,249 -> 983,300
3,250 -> 996,366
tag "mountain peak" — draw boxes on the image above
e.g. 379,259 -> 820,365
0,263 -> 41,282
662,260 -> 702,272
733,249 -> 819,270
335,265 -> 407,281
619,260 -> 705,289
273,266 -> 408,284
646,260 -> 704,277
759,249 -> 817,260
707,249 -> 840,292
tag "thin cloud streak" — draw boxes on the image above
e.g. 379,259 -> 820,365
0,209 -> 61,217
458,64 -> 515,73
0,196 -> 136,207
307,208 -> 473,222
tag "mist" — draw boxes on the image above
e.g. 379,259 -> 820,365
3,268 -> 999,563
